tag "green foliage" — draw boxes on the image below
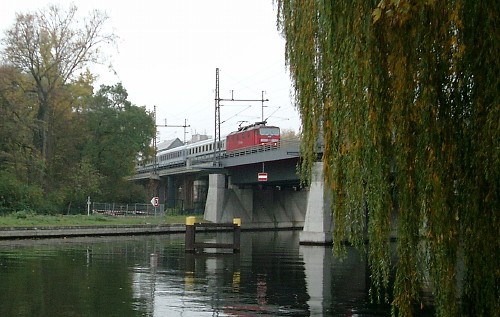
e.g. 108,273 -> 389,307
0,5 -> 154,213
0,171 -> 44,214
1,4 -> 116,189
277,0 -> 499,316
82,83 -> 155,202
0,66 -> 38,182
62,158 -> 102,214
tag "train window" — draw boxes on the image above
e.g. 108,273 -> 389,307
260,127 -> 280,135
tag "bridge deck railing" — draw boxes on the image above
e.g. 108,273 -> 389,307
223,142 -> 281,158
133,140 -> 303,176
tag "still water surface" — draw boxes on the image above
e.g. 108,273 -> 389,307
0,231 -> 433,316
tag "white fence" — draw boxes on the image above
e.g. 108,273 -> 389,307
92,203 -> 164,217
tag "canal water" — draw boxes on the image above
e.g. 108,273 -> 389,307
0,231 -> 434,316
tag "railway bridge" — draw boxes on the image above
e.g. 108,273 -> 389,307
131,141 -> 332,244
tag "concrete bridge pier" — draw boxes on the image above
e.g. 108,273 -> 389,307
204,174 -> 227,223
163,176 -> 175,208
204,174 -> 254,223
157,178 -> 166,207
300,162 -> 333,245
203,173 -> 305,228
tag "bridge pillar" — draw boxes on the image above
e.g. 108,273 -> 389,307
193,178 -> 208,213
204,174 -> 226,223
158,178 -> 167,207
166,176 -> 176,208
300,162 -> 333,245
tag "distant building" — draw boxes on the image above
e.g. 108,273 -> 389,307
157,138 -> 184,152
189,133 -> 211,144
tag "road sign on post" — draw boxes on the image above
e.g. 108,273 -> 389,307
150,197 -> 159,207
258,172 -> 268,182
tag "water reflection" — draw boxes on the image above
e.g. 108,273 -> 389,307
0,231 -> 432,316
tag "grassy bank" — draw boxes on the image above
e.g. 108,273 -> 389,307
0,212 -> 194,227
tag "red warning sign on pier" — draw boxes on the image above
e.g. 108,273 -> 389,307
258,172 -> 268,182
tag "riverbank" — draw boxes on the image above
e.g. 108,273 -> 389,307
0,213 -> 303,239
0,213 -> 194,239
0,223 -> 190,239
0,212 -> 188,227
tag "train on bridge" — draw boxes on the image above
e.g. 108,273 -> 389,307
137,122 -> 280,173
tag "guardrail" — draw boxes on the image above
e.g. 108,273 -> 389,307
92,203 -> 163,216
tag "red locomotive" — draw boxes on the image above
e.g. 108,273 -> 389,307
226,121 -> 280,151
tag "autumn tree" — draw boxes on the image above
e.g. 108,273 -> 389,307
280,128 -> 300,142
1,4 -> 116,188
0,66 -> 46,212
0,66 -> 36,177
276,1 -> 498,316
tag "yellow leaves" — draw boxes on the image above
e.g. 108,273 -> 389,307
426,146 -> 436,165
331,181 -> 339,191
368,107 -> 376,122
372,7 -> 383,23
372,0 -> 439,26
277,0 -> 499,314
432,172 -> 441,188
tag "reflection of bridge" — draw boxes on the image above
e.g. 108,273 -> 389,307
132,141 -> 332,244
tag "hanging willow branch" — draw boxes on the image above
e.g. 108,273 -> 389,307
276,0 -> 499,316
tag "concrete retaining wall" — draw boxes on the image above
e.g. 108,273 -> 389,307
0,224 -> 186,239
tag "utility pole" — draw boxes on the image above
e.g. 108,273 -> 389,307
153,105 -> 191,175
157,118 -> 191,144
214,68 -> 220,166
153,106 -> 158,175
261,91 -> 266,122
213,68 -> 269,167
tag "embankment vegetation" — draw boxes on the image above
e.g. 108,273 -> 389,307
0,5 -> 155,215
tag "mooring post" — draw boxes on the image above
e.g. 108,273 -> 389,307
185,216 -> 196,253
233,218 -> 241,253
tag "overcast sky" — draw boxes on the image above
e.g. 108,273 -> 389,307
0,0 -> 300,142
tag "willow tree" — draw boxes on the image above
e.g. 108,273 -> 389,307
277,1 -> 498,316
1,4 -> 116,187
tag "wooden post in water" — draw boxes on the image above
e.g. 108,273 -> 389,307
184,217 -> 241,253
233,218 -> 241,253
185,216 -> 196,253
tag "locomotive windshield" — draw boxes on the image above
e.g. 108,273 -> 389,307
259,127 -> 280,136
